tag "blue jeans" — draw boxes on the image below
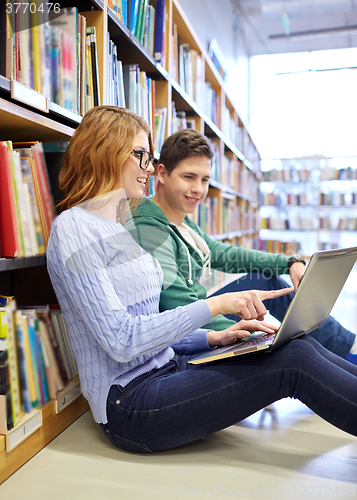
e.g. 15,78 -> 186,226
209,272 -> 355,358
100,336 -> 357,453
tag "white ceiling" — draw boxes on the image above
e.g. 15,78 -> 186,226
231,0 -> 357,56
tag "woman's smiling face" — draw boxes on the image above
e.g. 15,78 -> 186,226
121,129 -> 154,198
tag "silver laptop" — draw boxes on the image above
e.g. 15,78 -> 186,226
189,246 -> 357,365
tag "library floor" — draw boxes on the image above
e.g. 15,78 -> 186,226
2,273 -> 357,499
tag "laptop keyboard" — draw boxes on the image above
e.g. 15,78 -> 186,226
235,331 -> 276,349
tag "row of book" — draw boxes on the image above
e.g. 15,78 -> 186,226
260,191 -> 318,207
0,141 -> 55,258
0,299 -> 77,431
320,166 -> 357,181
189,196 -> 219,236
241,205 -> 260,232
189,196 -> 259,237
262,167 -> 317,183
221,198 -> 241,235
145,175 -> 159,198
170,23 -> 204,110
5,7 -> 100,115
319,216 -> 357,231
177,43 -> 205,110
220,156 -> 239,191
107,36 -> 126,108
259,239 -> 303,255
320,192 -> 357,206
170,104 -> 196,135
238,168 -> 260,202
121,63 -> 156,134
221,105 -> 244,153
261,216 -> 318,231
263,165 -> 357,183
108,0 -> 167,66
108,55 -> 168,151
204,81 -> 221,127
154,107 -> 168,151
211,153 -> 259,202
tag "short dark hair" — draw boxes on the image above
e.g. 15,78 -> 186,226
159,129 -> 213,174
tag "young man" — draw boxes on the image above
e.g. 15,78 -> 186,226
127,129 -> 357,360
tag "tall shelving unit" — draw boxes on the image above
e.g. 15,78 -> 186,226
0,0 -> 261,481
259,156 -> 357,257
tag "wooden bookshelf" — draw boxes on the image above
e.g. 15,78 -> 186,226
0,0 -> 262,481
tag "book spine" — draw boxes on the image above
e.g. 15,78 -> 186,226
154,0 -> 165,63
14,311 -> 31,414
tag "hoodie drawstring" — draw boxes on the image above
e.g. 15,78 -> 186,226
168,225 -> 211,286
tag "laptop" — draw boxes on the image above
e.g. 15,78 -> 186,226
189,246 -> 357,365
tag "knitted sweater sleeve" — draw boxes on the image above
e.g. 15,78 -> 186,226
47,210 -> 212,364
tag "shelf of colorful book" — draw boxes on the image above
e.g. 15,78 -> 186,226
170,0 -> 260,174
108,9 -> 169,76
0,299 -> 85,463
259,228 -> 318,257
2,4 -> 107,115
170,78 -> 259,179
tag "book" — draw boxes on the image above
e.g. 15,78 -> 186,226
78,14 -> 87,115
50,8 -> 78,113
13,142 -> 56,248
122,0 -> 128,26
26,314 -> 42,408
154,106 -> 167,151
19,155 -> 45,253
147,5 -> 155,56
117,60 -> 125,108
0,3 -> 6,76
33,316 -> 50,406
134,0 -> 145,40
37,319 -> 58,399
50,309 -> 78,381
129,0 -> 140,33
86,27 -> 101,107
36,308 -> 68,389
0,322 -> 13,430
85,30 -> 94,110
14,311 -> 32,414
123,63 -> 139,113
154,0 -> 166,64
1,301 -> 23,427
0,142 -> 22,258
21,315 -> 39,409
136,0 -> 148,44
6,142 -> 29,256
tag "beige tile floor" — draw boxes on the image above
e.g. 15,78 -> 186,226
1,272 -> 357,500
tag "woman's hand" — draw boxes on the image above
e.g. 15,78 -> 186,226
289,262 -> 306,291
205,287 -> 294,320
207,320 -> 279,348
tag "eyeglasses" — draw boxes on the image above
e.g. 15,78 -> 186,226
131,149 -> 154,170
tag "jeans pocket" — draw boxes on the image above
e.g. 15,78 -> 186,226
107,374 -> 149,408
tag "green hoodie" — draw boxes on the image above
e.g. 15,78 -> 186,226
126,197 -> 290,331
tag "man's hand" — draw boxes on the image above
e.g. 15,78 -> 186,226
207,320 -> 279,348
289,262 -> 306,290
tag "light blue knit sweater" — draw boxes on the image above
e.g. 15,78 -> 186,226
46,207 -> 212,423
